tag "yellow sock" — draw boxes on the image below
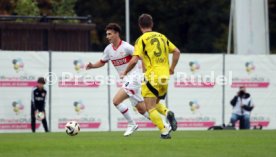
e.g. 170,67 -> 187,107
156,103 -> 169,116
149,108 -> 167,133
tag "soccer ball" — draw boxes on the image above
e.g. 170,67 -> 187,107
35,111 -> 45,121
65,121 -> 80,136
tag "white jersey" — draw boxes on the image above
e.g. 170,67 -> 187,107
101,40 -> 142,75
101,40 -> 144,105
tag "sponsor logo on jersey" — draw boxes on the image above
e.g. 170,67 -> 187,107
111,55 -> 132,66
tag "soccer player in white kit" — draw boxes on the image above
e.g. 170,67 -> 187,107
86,23 -> 149,136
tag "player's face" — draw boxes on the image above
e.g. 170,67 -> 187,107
106,30 -> 119,44
37,83 -> 44,89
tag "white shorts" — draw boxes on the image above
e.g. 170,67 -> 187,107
122,73 -> 144,107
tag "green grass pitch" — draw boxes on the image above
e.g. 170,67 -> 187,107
0,130 -> 276,157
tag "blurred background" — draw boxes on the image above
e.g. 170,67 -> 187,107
0,0 -> 275,53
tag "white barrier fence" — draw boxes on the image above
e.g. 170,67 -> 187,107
0,51 -> 275,133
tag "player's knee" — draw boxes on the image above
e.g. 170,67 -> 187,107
137,107 -> 146,114
112,98 -> 120,106
136,106 -> 146,114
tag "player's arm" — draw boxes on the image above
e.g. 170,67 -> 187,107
87,46 -> 110,70
170,47 -> 180,75
166,37 -> 180,75
122,55 -> 139,77
121,38 -> 143,78
141,61 -> 146,72
86,60 -> 106,70
122,42 -> 139,75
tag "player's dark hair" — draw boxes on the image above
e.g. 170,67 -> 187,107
37,77 -> 46,84
138,14 -> 154,28
105,23 -> 121,34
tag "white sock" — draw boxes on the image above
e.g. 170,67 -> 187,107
143,112 -> 150,120
116,104 -> 135,125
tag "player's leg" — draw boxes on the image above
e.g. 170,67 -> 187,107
156,80 -> 178,132
41,110 -> 49,132
156,99 -> 177,131
142,82 -> 170,139
156,102 -> 169,116
113,88 -> 138,136
31,105 -> 36,133
41,118 -> 49,132
129,90 -> 172,131
127,82 -> 149,119
129,76 -> 171,127
145,97 -> 170,139
113,88 -> 135,125
130,99 -> 149,119
154,78 -> 169,116
131,97 -> 173,133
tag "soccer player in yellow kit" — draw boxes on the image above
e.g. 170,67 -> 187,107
122,14 -> 180,139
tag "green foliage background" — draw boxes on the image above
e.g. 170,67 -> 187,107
0,0 -> 275,53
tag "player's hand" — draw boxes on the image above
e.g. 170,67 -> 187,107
120,71 -> 126,79
86,62 -> 94,70
169,68 -> 175,75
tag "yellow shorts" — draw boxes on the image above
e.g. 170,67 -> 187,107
141,79 -> 168,99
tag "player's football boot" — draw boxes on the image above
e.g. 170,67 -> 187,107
160,133 -> 172,139
124,124 -> 138,136
167,111 -> 177,131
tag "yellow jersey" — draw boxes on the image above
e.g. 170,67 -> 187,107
133,31 -> 176,80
